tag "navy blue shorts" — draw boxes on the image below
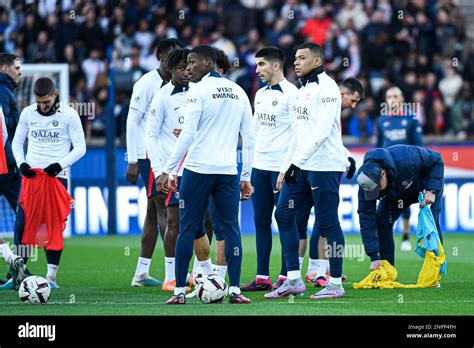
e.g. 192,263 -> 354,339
138,159 -> 158,198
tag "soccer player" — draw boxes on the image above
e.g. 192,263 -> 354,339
304,77 -> 364,287
376,86 -> 423,252
11,77 -> 86,288
266,42 -> 346,299
357,145 -> 444,269
126,38 -> 183,287
239,46 -> 299,292
158,45 -> 255,304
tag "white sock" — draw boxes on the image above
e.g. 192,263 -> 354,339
0,243 -> 15,265
287,270 -> 301,280
329,276 -> 342,286
299,256 -> 304,270
135,257 -> 151,277
229,286 -> 240,295
164,257 -> 175,283
192,256 -> 201,277
46,264 -> 59,279
256,275 -> 269,280
198,258 -> 213,276
278,274 -> 287,280
214,265 -> 227,279
173,287 -> 185,295
309,259 -> 328,279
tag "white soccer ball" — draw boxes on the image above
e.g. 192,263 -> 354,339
18,276 -> 51,304
195,275 -> 228,304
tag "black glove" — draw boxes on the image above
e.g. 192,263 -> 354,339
43,163 -> 62,177
8,164 -> 20,181
346,156 -> 356,179
19,163 -> 36,178
284,164 -> 300,186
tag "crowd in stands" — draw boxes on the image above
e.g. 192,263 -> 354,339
0,0 -> 473,144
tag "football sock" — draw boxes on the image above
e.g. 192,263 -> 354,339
198,258 -> 213,276
135,257 -> 151,277
214,265 -> 227,279
173,287 -> 185,295
192,256 -> 200,276
229,286 -> 241,295
256,275 -> 269,280
0,243 -> 15,265
299,256 -> 304,270
287,270 -> 301,281
45,249 -> 62,265
46,264 -> 59,279
402,234 -> 409,241
164,257 -> 175,282
329,277 -> 342,286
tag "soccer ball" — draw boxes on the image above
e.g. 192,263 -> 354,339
18,276 -> 51,304
195,275 -> 228,304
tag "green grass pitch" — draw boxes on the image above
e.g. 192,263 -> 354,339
0,233 -> 473,315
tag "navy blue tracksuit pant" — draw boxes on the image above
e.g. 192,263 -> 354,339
275,170 -> 345,278
176,169 -> 242,287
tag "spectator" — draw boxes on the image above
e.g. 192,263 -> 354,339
336,0 -> 369,32
134,18 -> 153,57
300,6 -> 332,46
27,30 -> 56,63
451,82 -> 474,138
81,48 -> 106,93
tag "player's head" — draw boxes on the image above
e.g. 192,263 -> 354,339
357,160 -> 388,200
34,77 -> 58,114
255,46 -> 285,84
340,78 -> 364,110
294,42 -> 324,78
187,45 -> 217,82
385,86 -> 404,114
167,48 -> 191,87
156,38 -> 184,70
0,53 -> 21,87
214,48 -> 231,75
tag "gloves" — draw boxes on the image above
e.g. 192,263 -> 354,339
19,163 -> 36,178
284,164 -> 300,186
346,156 -> 356,179
43,163 -> 62,177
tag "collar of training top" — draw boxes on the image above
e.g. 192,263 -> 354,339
265,83 -> 283,93
37,94 -> 61,116
171,85 -> 189,95
298,65 -> 325,86
202,71 -> 222,80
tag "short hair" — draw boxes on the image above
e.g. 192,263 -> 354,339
385,86 -> 404,99
341,77 -> 365,98
190,45 -> 217,63
34,77 -> 56,97
155,38 -> 183,59
255,46 -> 285,68
297,42 -> 324,63
214,48 -> 231,74
166,48 -> 191,71
0,53 -> 19,67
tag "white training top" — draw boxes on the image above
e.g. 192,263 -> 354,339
163,72 -> 255,181
126,69 -> 166,163
12,103 -> 86,179
1,105 -> 7,146
253,79 -> 298,172
146,82 -> 189,177
286,70 -> 347,172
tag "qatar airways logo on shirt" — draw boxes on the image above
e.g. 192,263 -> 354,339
293,106 -> 309,120
256,112 -> 276,128
30,130 -> 60,143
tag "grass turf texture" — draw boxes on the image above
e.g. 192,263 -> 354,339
0,234 -> 472,315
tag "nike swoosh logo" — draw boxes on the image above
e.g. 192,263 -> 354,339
273,190 -> 279,194
174,107 -> 180,110
30,122 -> 38,125
311,186 -> 319,190
277,288 -> 291,296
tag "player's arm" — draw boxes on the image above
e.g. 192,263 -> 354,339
11,110 -> 35,177
279,91 -> 298,188
344,146 -> 356,179
146,94 -> 165,178
357,187 -> 380,263
162,88 -> 201,176
416,147 -> 444,207
1,106 -> 7,146
292,88 -> 339,168
375,117 -> 383,148
55,112 -> 86,171
239,94 -> 255,199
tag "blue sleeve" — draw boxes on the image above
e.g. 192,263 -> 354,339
410,118 -> 423,146
357,187 -> 380,261
415,147 -> 444,192
375,117 -> 383,148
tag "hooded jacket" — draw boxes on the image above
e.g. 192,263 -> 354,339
357,145 -> 444,260
0,72 -> 19,166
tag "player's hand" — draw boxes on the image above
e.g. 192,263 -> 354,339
173,128 -> 182,138
346,156 -> 356,179
370,260 -> 383,271
19,163 -> 36,178
43,163 -> 62,177
276,172 -> 285,192
284,164 -> 300,186
8,164 -> 20,181
420,190 -> 436,208
168,174 -> 179,192
156,173 -> 169,193
126,162 -> 139,184
240,181 -> 252,200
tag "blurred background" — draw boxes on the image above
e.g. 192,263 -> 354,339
0,0 -> 473,236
